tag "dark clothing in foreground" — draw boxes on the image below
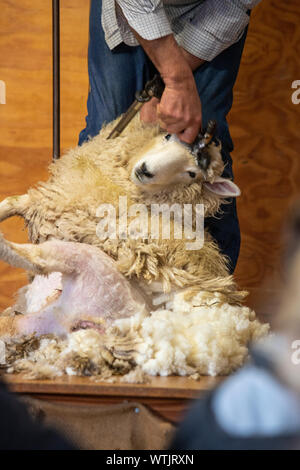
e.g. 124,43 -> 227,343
0,380 -> 74,450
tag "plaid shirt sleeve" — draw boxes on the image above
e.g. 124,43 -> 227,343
115,0 -> 262,61
115,0 -> 172,40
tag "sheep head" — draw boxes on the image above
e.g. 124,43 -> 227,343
130,133 -> 241,198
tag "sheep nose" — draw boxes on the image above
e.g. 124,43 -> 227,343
135,162 -> 154,180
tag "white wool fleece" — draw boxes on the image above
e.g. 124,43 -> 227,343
113,292 -> 269,377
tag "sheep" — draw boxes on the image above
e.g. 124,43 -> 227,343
0,115 -> 269,379
0,116 -> 243,300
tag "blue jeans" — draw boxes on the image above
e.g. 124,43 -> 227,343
79,0 -> 248,273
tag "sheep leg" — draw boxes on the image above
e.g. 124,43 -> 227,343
0,232 -> 45,274
0,233 -> 76,276
0,195 -> 30,222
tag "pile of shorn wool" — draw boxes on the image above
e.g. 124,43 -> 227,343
1,291 -> 269,381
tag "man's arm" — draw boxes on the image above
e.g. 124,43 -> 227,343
133,32 -> 203,143
115,0 -> 261,142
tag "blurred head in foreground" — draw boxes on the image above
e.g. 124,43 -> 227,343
171,199 -> 300,450
265,200 -> 300,394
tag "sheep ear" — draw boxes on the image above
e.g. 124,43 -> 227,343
204,177 -> 241,197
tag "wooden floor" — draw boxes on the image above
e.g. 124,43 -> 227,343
0,0 -> 300,322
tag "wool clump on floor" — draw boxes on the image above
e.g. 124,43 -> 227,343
2,291 -> 269,380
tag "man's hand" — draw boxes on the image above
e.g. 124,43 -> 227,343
141,79 -> 201,143
140,47 -> 205,142
156,74 -> 202,143
140,77 -> 202,144
140,97 -> 160,124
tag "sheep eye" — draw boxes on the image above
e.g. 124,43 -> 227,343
188,171 -> 196,178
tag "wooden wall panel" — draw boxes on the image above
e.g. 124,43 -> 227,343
0,0 -> 89,150
0,0 -> 89,308
0,0 -> 299,321
230,0 -> 300,317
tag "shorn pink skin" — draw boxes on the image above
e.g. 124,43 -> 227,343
12,240 -> 148,336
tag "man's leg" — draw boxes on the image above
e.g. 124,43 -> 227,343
78,0 -> 156,145
193,28 -> 248,273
